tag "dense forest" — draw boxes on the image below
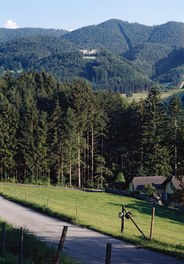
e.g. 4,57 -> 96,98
0,27 -> 67,42
0,19 -> 184,92
0,72 -> 184,191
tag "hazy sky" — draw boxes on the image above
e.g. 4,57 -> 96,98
0,0 -> 183,30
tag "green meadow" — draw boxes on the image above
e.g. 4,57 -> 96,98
121,89 -> 184,102
0,183 -> 183,259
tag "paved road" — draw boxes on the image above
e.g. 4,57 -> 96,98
0,196 -> 183,264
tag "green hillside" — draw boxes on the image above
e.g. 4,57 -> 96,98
0,35 -> 78,70
34,50 -> 153,92
64,19 -> 184,87
156,65 -> 184,87
123,43 -> 173,77
64,19 -> 152,54
155,47 -> 184,76
0,19 -> 184,91
64,19 -> 184,53
0,27 -> 67,42
148,21 -> 184,46
63,20 -> 129,54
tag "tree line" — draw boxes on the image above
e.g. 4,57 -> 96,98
0,71 -> 184,189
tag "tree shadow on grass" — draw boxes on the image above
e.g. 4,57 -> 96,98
109,199 -> 184,225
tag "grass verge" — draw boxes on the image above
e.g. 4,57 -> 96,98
0,221 -> 78,264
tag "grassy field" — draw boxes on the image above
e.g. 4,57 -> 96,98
0,220 -> 77,264
0,183 -> 183,259
121,89 -> 184,102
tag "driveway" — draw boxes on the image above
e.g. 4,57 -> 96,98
0,196 -> 183,264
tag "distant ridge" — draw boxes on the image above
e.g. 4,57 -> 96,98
0,27 -> 68,42
0,19 -> 184,92
64,19 -> 184,54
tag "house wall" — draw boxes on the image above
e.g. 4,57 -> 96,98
166,182 -> 174,194
129,183 -> 134,192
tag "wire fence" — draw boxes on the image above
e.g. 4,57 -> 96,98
0,224 -> 111,264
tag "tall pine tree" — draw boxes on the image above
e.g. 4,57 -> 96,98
141,87 -> 171,176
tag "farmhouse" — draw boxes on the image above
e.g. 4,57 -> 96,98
80,49 -> 98,60
129,176 -> 166,194
129,175 -> 184,203
80,49 -> 98,55
164,175 -> 184,201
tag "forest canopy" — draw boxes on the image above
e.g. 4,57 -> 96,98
1,72 -> 184,190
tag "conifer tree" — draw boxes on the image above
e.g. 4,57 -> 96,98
48,100 -> 64,184
119,101 -> 144,182
17,99 -> 39,182
62,107 -> 78,187
141,87 -> 171,176
67,79 -> 94,187
34,111 -> 49,181
167,95 -> 184,175
0,93 -> 18,180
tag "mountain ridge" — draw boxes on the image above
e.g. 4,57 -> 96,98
0,19 -> 184,92
0,27 -> 68,42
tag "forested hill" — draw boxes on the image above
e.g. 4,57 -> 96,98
0,27 -> 68,42
64,20 -> 184,87
64,20 -> 184,53
34,50 -> 153,93
0,19 -> 184,92
0,35 -> 78,69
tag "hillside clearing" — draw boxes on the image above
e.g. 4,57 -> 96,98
121,89 -> 184,102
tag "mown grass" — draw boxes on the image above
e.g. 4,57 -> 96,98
0,220 -> 78,264
0,183 -> 183,259
121,89 -> 184,102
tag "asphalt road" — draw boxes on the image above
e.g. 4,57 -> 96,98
0,196 -> 183,264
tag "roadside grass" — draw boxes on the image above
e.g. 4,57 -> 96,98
0,220 -> 77,264
0,183 -> 183,259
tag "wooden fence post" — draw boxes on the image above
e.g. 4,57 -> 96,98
105,243 -> 112,264
54,226 -> 68,264
121,206 -> 125,233
18,227 -> 23,264
0,223 -> 6,256
149,207 -> 155,240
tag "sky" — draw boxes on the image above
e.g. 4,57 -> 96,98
0,0 -> 183,30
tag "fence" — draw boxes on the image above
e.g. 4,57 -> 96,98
0,183 -> 183,255
0,223 -> 112,264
